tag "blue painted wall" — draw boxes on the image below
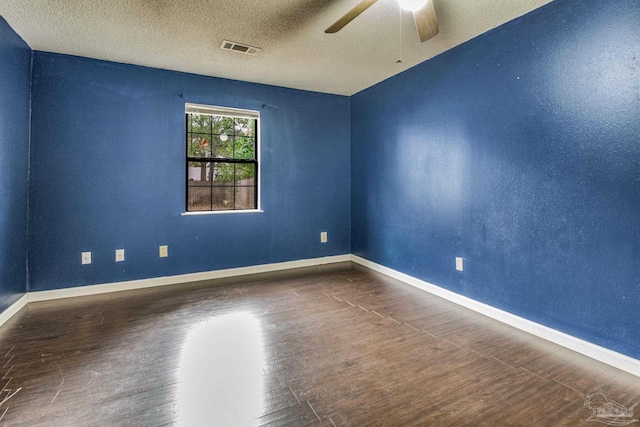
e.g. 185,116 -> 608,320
28,53 -> 350,291
351,0 -> 640,358
5,0 -> 640,363
0,17 -> 30,310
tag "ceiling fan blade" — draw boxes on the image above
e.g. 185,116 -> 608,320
413,0 -> 439,42
325,0 -> 379,33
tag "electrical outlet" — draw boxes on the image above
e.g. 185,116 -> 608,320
115,249 -> 125,262
159,245 -> 168,258
320,231 -> 328,243
81,251 -> 92,265
456,257 -> 464,272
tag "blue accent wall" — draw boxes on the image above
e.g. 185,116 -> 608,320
28,53 -> 350,291
0,17 -> 30,310
351,0 -> 640,358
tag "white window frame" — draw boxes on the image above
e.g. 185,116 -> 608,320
182,103 -> 261,215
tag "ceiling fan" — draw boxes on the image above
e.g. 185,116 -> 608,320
325,0 -> 438,42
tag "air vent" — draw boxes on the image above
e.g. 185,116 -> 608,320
220,40 -> 261,55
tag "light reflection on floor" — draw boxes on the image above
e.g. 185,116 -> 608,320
177,312 -> 264,426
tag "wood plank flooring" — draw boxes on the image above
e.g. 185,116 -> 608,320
0,262 -> 638,426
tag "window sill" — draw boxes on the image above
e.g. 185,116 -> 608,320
181,209 -> 264,216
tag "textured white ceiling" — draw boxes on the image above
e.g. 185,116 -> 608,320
0,0 -> 552,95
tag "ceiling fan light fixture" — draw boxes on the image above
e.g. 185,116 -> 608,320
325,0 -> 438,43
397,0 -> 427,12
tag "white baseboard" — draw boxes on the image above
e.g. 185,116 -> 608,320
28,254 -> 351,302
350,254 -> 640,378
7,253 -> 640,378
0,294 -> 28,328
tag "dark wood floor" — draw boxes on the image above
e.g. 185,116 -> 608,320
0,262 -> 638,426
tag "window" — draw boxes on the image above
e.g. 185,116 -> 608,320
185,104 -> 259,212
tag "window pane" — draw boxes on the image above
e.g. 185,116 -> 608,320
212,116 -> 234,138
212,135 -> 234,159
187,181 -> 211,211
236,163 -> 256,209
212,186 -> 234,210
235,163 -> 256,186
187,135 -> 211,158
234,136 -> 255,159
187,161 -> 212,182
235,118 -> 255,137
190,114 -> 211,134
213,162 -> 234,184
235,186 -> 255,210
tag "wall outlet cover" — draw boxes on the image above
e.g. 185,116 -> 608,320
456,257 -> 464,271
159,245 -> 168,258
321,231 -> 328,243
81,251 -> 92,265
115,249 -> 125,262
